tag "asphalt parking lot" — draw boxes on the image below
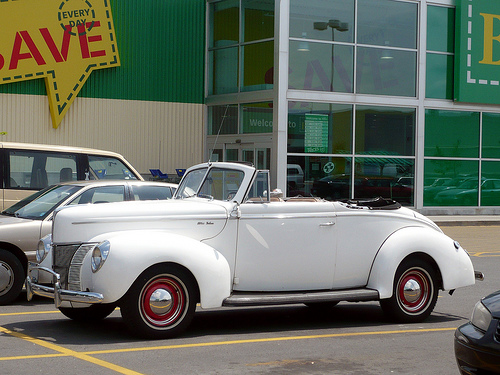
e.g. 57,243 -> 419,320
0,224 -> 498,375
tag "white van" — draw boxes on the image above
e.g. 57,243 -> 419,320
0,142 -> 142,210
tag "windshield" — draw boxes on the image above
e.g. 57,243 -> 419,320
175,168 -> 208,198
3,185 -> 82,220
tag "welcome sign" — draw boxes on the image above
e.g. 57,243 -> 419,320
0,0 -> 120,128
455,0 -> 500,104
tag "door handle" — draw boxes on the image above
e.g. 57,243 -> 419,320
320,222 -> 335,227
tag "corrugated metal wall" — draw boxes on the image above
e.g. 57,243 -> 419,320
0,93 -> 204,176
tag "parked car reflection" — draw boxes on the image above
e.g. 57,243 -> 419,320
0,180 -> 177,305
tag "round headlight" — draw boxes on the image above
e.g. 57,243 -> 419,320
36,235 -> 52,263
91,240 -> 111,273
471,301 -> 492,332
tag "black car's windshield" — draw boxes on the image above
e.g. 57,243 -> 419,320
2,185 -> 82,220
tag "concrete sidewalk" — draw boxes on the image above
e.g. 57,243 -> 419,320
428,215 -> 500,226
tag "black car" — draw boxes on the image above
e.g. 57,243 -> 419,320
454,290 -> 500,374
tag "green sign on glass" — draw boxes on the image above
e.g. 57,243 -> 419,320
455,0 -> 500,104
305,114 -> 329,153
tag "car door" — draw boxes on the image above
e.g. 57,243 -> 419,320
233,200 -> 337,292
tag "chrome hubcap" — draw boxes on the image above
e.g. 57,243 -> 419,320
149,288 -> 174,316
403,279 -> 422,304
0,261 -> 13,295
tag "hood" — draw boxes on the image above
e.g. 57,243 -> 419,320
52,199 -> 231,244
482,290 -> 500,319
0,214 -> 34,225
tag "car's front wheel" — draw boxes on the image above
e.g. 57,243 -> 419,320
0,249 -> 25,305
380,259 -> 439,323
120,264 -> 198,339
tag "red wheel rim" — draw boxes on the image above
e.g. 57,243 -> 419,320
139,276 -> 187,328
396,268 -> 432,314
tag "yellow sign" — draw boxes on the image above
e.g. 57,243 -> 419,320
0,0 -> 120,128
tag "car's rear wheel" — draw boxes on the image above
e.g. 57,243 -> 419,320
0,249 -> 25,305
380,259 -> 439,323
59,304 -> 117,321
120,264 -> 198,339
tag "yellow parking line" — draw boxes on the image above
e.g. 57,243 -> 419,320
0,326 -> 145,375
0,326 -> 456,360
0,310 -> 59,317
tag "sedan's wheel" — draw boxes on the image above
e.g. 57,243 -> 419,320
120,264 -> 198,339
59,304 -> 117,321
380,259 -> 439,323
0,249 -> 25,305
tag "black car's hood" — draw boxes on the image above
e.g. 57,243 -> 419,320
482,290 -> 500,318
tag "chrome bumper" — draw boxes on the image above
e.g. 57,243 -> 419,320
26,262 -> 103,308
475,271 -> 485,281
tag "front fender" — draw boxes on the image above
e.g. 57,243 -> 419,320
79,231 -> 232,308
367,226 -> 475,299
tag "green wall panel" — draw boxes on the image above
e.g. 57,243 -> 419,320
0,0 -> 206,104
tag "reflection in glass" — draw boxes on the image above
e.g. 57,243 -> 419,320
356,47 -> 416,97
354,158 -> 414,205
288,102 -> 352,154
290,0 -> 354,43
242,42 -> 274,91
424,110 -> 479,158
427,6 -> 455,53
288,156 -> 352,200
481,161 -> 500,206
357,0 -> 417,49
426,53 -> 454,100
289,41 -> 353,92
423,159 -> 479,206
482,113 -> 500,159
355,106 -> 415,156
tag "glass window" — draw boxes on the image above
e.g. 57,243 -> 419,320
88,156 -> 138,180
354,157 -> 414,205
357,0 -> 417,49
209,0 -> 239,48
242,41 -> 274,91
288,102 -> 352,154
243,0 -> 274,42
356,47 -> 416,97
8,151 -> 77,190
289,41 -> 354,92
423,159 -> 479,206
209,47 -> 239,95
355,106 -> 415,156
199,168 -> 245,201
426,54 -> 454,100
245,170 -> 270,202
427,6 -> 454,53
241,102 -> 273,133
481,161 -> 500,206
69,186 -> 126,205
131,185 -> 173,201
289,155 -> 352,199
209,105 -> 239,135
289,0 -> 354,43
424,110 -> 480,158
482,113 -> 500,159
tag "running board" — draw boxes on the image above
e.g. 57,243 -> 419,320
223,289 -> 379,307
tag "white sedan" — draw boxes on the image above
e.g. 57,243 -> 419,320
0,180 -> 177,305
28,162 -> 481,339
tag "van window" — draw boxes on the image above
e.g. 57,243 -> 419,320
88,155 -> 138,180
8,151 -> 77,190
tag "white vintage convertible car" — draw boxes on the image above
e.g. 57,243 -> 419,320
27,162 -> 481,339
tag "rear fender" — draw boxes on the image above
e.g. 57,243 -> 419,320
367,226 -> 475,299
79,231 -> 232,308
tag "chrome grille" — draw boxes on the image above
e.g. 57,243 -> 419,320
53,244 -> 94,290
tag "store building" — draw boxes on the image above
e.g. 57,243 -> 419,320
2,0 -> 500,214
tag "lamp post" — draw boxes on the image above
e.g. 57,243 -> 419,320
313,19 -> 349,91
